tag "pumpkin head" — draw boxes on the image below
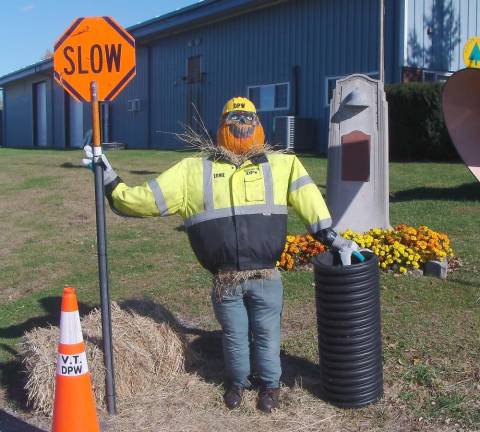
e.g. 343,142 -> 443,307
217,97 -> 265,155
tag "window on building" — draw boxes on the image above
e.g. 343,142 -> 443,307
325,72 -> 379,106
422,70 -> 451,83
423,71 -> 436,82
247,83 -> 289,111
325,75 -> 344,107
403,67 -> 452,83
435,73 -> 451,82
187,56 -> 202,83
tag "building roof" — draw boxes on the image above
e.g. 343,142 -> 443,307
0,0 -> 282,86
129,0 -> 282,41
0,58 -> 52,86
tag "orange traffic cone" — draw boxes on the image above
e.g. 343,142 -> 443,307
52,287 -> 100,432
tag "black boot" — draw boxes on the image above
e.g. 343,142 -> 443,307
257,387 -> 280,413
223,386 -> 244,409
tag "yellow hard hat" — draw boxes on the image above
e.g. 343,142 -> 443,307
222,97 -> 257,115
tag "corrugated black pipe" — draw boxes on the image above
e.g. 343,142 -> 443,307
314,251 -> 383,408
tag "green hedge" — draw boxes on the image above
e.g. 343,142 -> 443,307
385,83 -> 459,161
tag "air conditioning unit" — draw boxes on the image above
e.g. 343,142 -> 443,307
273,116 -> 314,151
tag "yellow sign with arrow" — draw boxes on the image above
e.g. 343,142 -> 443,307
463,36 -> 480,68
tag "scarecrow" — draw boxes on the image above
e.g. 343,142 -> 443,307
82,97 -> 359,413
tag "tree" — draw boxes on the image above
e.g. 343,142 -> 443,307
407,0 -> 461,71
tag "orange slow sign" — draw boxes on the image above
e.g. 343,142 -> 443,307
54,17 -> 136,102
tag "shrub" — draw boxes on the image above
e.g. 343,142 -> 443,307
385,83 -> 459,161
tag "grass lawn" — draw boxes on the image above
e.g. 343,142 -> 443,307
0,148 -> 479,431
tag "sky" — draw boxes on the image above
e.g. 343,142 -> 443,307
0,0 -> 199,77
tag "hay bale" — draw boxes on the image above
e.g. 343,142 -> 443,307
20,302 -> 188,416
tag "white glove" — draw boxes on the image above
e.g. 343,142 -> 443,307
331,236 -> 361,266
82,145 -> 118,186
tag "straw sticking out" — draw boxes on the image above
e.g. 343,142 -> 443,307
20,303 -> 188,415
173,103 -> 285,167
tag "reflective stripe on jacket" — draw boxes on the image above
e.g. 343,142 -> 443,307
109,153 -> 331,273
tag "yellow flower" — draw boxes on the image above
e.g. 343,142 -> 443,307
282,224 -> 453,273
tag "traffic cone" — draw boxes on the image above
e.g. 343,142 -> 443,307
52,287 -> 100,432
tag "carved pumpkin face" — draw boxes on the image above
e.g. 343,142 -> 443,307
217,110 -> 265,155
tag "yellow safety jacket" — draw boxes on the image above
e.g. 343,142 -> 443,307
107,153 -> 331,273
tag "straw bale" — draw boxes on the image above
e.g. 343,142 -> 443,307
19,302 -> 188,416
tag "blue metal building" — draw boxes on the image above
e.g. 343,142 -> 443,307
0,0 -> 478,151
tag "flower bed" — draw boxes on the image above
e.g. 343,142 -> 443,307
277,234 -> 326,271
277,225 -> 454,274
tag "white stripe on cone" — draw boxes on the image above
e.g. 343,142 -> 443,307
56,351 -> 89,376
59,311 -> 83,345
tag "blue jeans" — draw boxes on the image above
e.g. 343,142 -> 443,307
211,270 -> 283,389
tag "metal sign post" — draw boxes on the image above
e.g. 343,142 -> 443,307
379,0 -> 385,83
90,81 -> 117,415
53,17 -> 136,416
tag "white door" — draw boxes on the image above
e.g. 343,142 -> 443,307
69,96 -> 84,148
35,81 -> 47,146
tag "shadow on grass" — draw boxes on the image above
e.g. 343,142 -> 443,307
0,296 -> 94,411
0,410 -> 45,432
59,162 -> 84,169
0,147 -> 78,152
0,297 -> 93,340
121,299 -> 225,385
445,277 -> 480,288
60,166 -> 162,174
391,182 -> 480,202
129,170 -> 158,175
122,299 -> 322,397
0,345 -> 28,411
